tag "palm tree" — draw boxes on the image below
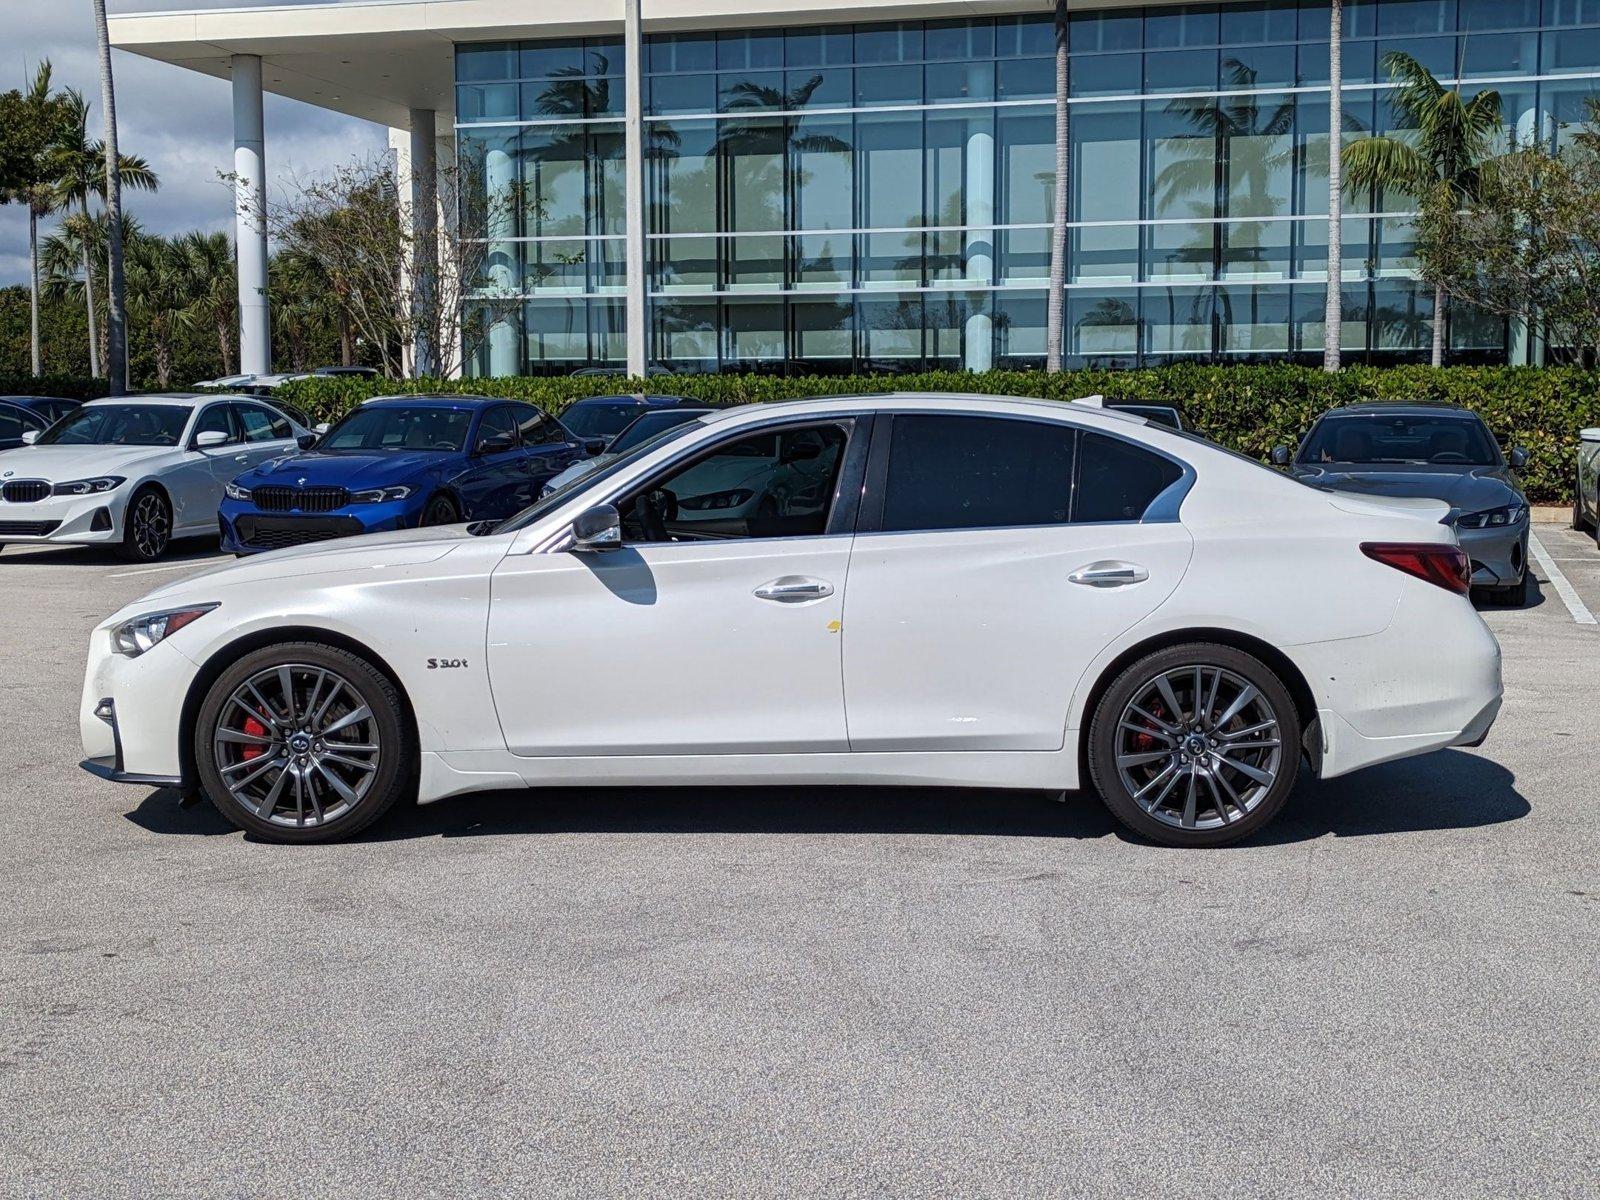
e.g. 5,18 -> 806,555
40,211 -> 145,374
49,87 -> 158,378
1342,52 -> 1502,366
178,230 -> 236,373
92,0 -> 130,394
124,232 -> 195,388
3,63 -> 69,376
1325,0 -> 1343,371
1045,0 -> 1069,374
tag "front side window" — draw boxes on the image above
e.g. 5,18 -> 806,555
474,407 -> 520,455
619,422 -> 849,542
39,404 -> 191,447
235,402 -> 292,442
191,404 -> 238,445
880,414 -> 1077,532
321,406 -> 474,453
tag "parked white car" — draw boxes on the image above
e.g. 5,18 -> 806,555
0,394 -> 308,560
1574,426 -> 1600,544
78,393 -> 1502,846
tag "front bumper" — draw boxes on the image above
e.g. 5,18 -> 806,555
219,497 -> 416,554
0,488 -> 127,544
1456,516 -> 1529,588
79,625 -> 204,784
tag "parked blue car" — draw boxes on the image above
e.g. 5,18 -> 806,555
218,395 -> 590,554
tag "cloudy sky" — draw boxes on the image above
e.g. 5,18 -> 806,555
2,0 -> 385,286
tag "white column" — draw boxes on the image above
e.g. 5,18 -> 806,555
409,108 -> 439,377
963,87 -> 995,372
486,145 -> 519,376
232,54 -> 270,376
623,0 -> 648,377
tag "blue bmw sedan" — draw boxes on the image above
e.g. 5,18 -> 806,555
218,396 -> 588,554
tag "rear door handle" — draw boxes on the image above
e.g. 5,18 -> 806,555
754,576 -> 834,603
1068,561 -> 1149,588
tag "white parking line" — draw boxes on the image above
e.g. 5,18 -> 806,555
1528,534 -> 1598,626
108,560 -> 224,579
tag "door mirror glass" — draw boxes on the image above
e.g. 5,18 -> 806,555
1508,446 -> 1529,469
571,503 -> 622,551
194,430 -> 230,449
20,430 -> 38,446
1269,444 -> 1292,466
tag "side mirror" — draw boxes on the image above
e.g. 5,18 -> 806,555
194,430 -> 229,449
583,437 -> 607,456
1270,445 -> 1292,466
571,503 -> 621,551
20,430 -> 38,446
1581,427 -> 1600,444
476,434 -> 516,456
1508,446 -> 1529,469
296,433 -> 318,450
314,422 -> 330,435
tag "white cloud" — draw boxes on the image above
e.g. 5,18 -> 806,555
0,0 -> 386,285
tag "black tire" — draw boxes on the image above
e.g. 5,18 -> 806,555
420,493 -> 461,527
1087,643 -> 1302,848
119,486 -> 172,562
195,641 -> 415,843
1572,486 -> 1590,532
1490,572 -> 1529,607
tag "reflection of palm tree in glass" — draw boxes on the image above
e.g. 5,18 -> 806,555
1075,296 -> 1138,359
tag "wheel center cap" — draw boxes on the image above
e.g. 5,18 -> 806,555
1184,733 -> 1209,758
288,732 -> 312,755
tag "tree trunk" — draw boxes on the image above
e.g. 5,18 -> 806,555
80,199 -> 101,379
1323,0 -> 1343,372
29,209 -> 41,377
1045,0 -> 1070,375
1432,282 -> 1446,367
93,0 -> 128,396
218,315 -> 233,376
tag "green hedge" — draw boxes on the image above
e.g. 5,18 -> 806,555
273,364 -> 1600,504
0,375 -> 110,401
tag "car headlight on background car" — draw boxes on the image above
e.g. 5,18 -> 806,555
224,482 -> 252,502
348,485 -> 413,504
111,604 -> 219,658
1456,504 -> 1525,529
52,476 -> 124,496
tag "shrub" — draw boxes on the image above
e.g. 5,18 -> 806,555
273,365 -> 1600,503
0,374 -> 109,401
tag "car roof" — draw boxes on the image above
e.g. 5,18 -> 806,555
82,393 -> 206,407
1327,401 -> 1476,417
690,392 -> 1169,434
566,393 -> 686,406
360,394 -> 504,410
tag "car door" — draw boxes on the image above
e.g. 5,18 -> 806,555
455,406 -> 528,519
486,415 -> 868,756
841,413 -> 1195,752
181,402 -> 250,532
511,403 -> 583,501
232,401 -> 300,469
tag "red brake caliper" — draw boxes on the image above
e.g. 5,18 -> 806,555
240,715 -> 269,761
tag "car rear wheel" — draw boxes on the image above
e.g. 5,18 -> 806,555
195,642 -> 414,843
119,487 -> 171,562
420,494 -> 460,527
1572,485 -> 1591,532
1087,644 -> 1301,848
1487,572 -> 1529,607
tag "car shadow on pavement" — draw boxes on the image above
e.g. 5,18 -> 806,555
124,748 -> 1527,846
1472,570 -> 1545,612
0,538 -> 224,568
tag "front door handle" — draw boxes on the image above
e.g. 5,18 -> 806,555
1068,561 -> 1149,588
754,576 -> 834,603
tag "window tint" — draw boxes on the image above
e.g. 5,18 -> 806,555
513,404 -> 558,444
475,407 -> 520,454
192,404 -> 237,445
1074,430 -> 1184,522
235,402 -> 292,442
620,422 -> 848,542
0,406 -> 21,440
880,414 -> 1076,532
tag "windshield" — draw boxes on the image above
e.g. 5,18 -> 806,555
321,406 -> 473,453
1299,413 -> 1499,467
492,418 -> 708,533
560,400 -> 646,440
608,409 -> 709,454
38,404 -> 190,447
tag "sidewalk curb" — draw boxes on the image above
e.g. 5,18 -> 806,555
1531,506 -> 1570,525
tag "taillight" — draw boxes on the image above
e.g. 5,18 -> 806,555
1360,542 -> 1472,595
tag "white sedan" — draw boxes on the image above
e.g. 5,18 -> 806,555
78,393 -> 1502,847
0,394 -> 308,560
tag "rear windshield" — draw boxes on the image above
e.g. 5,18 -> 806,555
561,400 -> 645,440
609,409 -> 709,454
1299,413 -> 1499,467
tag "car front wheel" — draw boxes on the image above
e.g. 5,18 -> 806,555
119,488 -> 172,561
195,641 -> 414,843
1088,643 -> 1302,848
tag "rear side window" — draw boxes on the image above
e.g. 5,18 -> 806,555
235,402 -> 292,442
1074,430 -> 1184,522
513,404 -> 558,445
880,414 -> 1076,532
0,407 -> 21,440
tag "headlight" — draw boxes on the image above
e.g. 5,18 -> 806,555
348,485 -> 413,504
52,476 -> 124,496
678,488 -> 754,511
111,603 -> 219,658
1456,504 -> 1525,529
224,482 -> 253,502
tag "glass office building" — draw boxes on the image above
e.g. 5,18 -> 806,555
456,0 -> 1600,376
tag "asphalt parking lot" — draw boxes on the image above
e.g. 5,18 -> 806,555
1,528 -> 1597,1198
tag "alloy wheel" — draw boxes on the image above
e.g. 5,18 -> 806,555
1114,665 -> 1283,831
211,663 -> 382,828
130,493 -> 170,558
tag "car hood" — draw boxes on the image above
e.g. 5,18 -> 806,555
1291,464 -> 1521,514
136,524 -> 480,606
0,443 -> 171,479
239,449 -> 449,488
